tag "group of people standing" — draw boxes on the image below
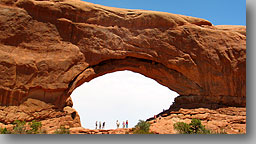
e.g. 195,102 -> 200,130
95,120 -> 128,129
95,121 -> 105,129
116,120 -> 128,129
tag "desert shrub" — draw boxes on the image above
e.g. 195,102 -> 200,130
211,129 -> 227,134
190,119 -> 211,134
132,120 -> 153,134
26,120 -> 45,134
54,126 -> 70,134
0,128 -> 12,134
12,120 -> 27,134
1,120 -> 46,134
173,121 -> 191,134
174,119 -> 211,134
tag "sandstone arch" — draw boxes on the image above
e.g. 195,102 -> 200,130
0,0 -> 246,109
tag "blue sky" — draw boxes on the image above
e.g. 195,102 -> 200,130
82,0 -> 246,26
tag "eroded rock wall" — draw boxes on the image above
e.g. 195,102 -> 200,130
0,98 -> 81,133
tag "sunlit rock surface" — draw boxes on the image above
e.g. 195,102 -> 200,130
0,0 -> 246,134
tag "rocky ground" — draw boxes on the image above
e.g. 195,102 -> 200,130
0,98 -> 246,134
70,127 -> 133,134
0,98 -> 81,134
148,107 -> 246,134
69,107 -> 246,134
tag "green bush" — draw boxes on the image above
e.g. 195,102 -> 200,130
0,128 -> 12,134
211,129 -> 227,134
173,121 -> 191,134
54,126 -> 70,134
27,120 -> 44,134
0,120 -> 46,134
132,120 -> 153,134
174,119 -> 211,134
189,119 -> 211,134
13,120 -> 27,134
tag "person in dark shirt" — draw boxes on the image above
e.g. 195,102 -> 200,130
103,122 -> 105,129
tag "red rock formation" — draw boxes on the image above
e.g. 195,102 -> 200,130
0,0 -> 246,109
149,107 -> 246,134
0,98 -> 81,133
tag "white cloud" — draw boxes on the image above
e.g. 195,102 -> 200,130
71,70 -> 179,129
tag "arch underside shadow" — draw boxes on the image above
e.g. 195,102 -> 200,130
66,56 -> 245,110
68,56 -> 202,96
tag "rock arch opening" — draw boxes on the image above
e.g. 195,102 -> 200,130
0,0 -> 246,134
71,70 -> 179,129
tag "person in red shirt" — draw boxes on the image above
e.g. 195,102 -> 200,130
126,120 -> 128,128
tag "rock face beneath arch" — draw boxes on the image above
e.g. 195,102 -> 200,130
0,0 -> 246,109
